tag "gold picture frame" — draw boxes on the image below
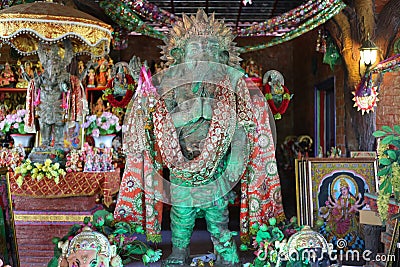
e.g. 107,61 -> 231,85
295,158 -> 312,226
295,157 -> 379,260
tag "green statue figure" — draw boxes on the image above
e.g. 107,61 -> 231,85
115,9 -> 285,267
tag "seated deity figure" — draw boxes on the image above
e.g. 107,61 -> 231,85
114,10 -> 284,267
1,62 -> 15,87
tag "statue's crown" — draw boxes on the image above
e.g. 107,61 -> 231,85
161,9 -> 240,66
67,226 -> 112,258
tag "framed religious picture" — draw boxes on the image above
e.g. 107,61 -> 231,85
296,158 -> 378,255
64,121 -> 83,150
0,168 -> 19,266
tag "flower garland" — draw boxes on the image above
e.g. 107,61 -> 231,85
264,84 -> 291,120
103,73 -> 136,108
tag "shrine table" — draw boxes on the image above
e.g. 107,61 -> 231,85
7,169 -> 121,267
9,168 -> 121,207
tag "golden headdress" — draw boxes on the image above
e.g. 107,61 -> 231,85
161,9 -> 241,67
339,178 -> 349,189
67,226 -> 111,258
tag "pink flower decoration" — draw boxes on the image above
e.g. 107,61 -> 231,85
92,128 -> 100,138
103,122 -> 111,130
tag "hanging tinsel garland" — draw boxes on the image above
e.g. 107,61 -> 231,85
112,26 -> 129,50
237,1 -> 346,53
98,0 -> 345,53
370,54 -> 400,75
237,0 -> 321,36
99,1 -> 164,40
123,0 -> 177,27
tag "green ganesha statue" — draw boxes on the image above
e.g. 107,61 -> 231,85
114,9 -> 285,266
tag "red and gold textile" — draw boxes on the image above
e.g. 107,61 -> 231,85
240,93 -> 285,243
24,80 -> 36,132
114,153 -> 163,242
24,75 -> 85,132
8,169 -> 120,207
115,76 -> 284,242
68,75 -> 85,123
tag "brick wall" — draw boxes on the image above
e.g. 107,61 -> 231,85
376,72 -> 400,130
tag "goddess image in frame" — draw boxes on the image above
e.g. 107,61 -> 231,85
318,172 -> 367,252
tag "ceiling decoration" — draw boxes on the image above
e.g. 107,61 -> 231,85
72,0 -> 346,52
92,0 -> 346,53
150,0 -> 306,28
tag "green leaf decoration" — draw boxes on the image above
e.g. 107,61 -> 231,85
47,257 -> 59,267
382,126 -> 393,132
387,150 -> 398,160
114,228 -> 129,235
125,244 -> 148,255
394,125 -> 400,134
83,216 -> 91,224
377,167 -> 390,177
93,209 -> 111,225
381,135 -> 395,145
114,221 -> 133,234
379,158 -> 392,166
379,178 -> 388,191
373,130 -> 387,137
49,208 -> 160,266
18,124 -> 26,134
2,124 -> 10,133
387,182 -> 393,195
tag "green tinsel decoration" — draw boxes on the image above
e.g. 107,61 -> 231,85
99,1 -> 164,40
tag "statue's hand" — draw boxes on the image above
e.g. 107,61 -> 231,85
226,162 -> 243,183
128,56 -> 142,80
